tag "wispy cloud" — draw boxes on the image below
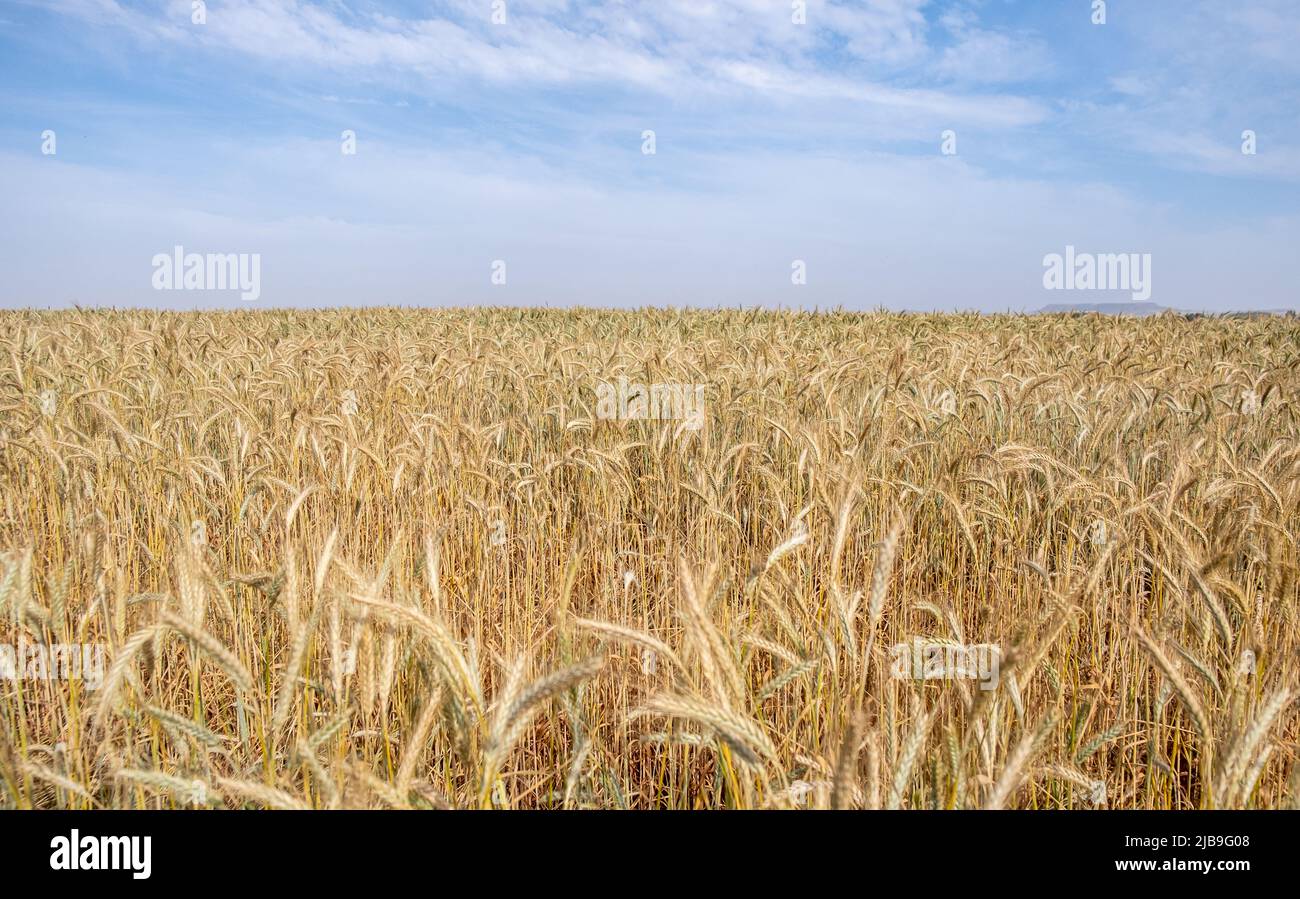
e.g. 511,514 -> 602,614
41,0 -> 1047,123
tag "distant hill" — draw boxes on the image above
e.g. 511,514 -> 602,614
1218,309 -> 1298,319
1035,302 -> 1170,316
1034,302 -> 1295,317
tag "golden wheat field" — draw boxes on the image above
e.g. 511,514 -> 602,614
1,307 -> 1298,810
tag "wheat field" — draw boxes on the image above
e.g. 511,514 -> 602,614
1,307 -> 1297,810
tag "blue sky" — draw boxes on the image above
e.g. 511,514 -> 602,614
1,0 -> 1297,311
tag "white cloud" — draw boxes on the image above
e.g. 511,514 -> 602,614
1070,0 -> 1300,181
11,0 -> 1294,312
933,27 -> 1053,86
4,139 -> 1295,312
41,0 -> 1045,127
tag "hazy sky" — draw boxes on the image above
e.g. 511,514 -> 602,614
1,0 -> 1297,311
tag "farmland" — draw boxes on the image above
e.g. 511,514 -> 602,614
1,307 -> 1297,809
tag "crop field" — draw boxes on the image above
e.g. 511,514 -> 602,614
1,307 -> 1298,809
